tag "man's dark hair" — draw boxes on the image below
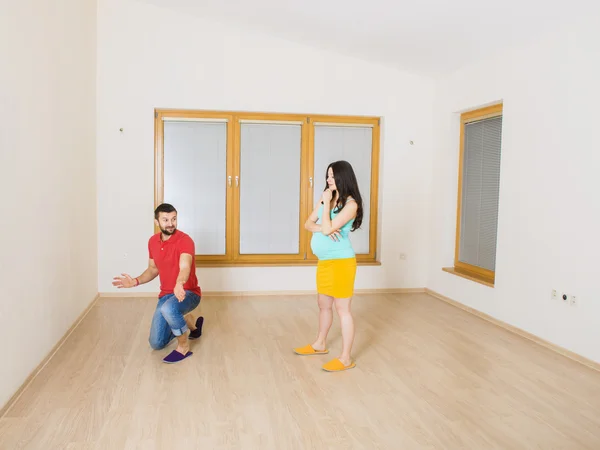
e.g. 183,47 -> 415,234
154,203 -> 177,219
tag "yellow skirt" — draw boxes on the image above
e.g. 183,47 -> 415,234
316,257 -> 357,298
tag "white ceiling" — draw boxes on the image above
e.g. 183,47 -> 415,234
143,0 -> 597,76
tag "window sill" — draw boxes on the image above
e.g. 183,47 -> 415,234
195,260 -> 382,268
442,267 -> 494,288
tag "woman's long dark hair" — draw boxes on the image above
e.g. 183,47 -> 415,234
323,160 -> 363,231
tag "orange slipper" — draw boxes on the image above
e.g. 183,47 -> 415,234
294,344 -> 329,355
322,358 -> 356,372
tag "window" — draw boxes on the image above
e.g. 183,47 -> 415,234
154,109 -> 381,267
445,103 -> 503,286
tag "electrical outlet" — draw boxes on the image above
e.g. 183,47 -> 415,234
551,289 -> 557,300
569,295 -> 578,306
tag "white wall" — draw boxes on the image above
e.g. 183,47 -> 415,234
97,0 -> 435,293
428,20 -> 600,363
0,1 -> 98,409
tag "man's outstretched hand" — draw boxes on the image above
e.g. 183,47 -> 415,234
113,273 -> 135,289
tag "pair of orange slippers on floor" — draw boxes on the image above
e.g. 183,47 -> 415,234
294,345 -> 356,371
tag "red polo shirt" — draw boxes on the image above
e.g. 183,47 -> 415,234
148,230 -> 201,298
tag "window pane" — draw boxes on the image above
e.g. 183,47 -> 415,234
239,123 -> 302,254
164,121 -> 227,255
459,116 -> 502,271
313,125 -> 372,254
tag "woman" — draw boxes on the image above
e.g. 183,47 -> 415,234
294,160 -> 363,372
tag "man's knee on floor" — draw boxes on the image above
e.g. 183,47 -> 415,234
149,336 -> 166,350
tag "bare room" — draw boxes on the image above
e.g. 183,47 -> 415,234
1,0 -> 599,448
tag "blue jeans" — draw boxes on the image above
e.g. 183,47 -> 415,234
148,290 -> 201,350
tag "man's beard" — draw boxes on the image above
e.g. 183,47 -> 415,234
160,226 -> 176,236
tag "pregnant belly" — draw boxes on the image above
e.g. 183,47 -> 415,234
310,233 -> 353,260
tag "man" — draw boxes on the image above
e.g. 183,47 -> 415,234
112,203 -> 203,364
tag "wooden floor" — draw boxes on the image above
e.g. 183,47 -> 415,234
2,293 -> 600,449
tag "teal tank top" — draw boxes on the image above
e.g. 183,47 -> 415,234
310,203 -> 355,260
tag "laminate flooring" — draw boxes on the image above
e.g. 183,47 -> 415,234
2,293 -> 600,449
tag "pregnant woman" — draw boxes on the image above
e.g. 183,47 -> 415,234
294,160 -> 364,372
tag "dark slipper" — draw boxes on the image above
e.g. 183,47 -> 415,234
162,350 -> 193,364
189,316 -> 204,340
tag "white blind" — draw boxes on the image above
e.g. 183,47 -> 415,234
239,123 -> 302,254
313,125 -> 372,254
459,115 -> 503,271
163,121 -> 228,255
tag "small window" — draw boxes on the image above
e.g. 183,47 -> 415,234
447,103 -> 503,286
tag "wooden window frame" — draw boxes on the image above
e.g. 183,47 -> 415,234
444,103 -> 503,287
154,109 -> 381,267
306,115 -> 380,264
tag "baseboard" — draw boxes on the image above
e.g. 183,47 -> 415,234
203,288 -> 426,297
425,288 -> 600,373
99,287 -> 425,298
0,293 -> 101,418
99,292 -> 158,298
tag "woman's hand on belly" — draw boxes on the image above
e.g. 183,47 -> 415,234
328,229 -> 341,241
